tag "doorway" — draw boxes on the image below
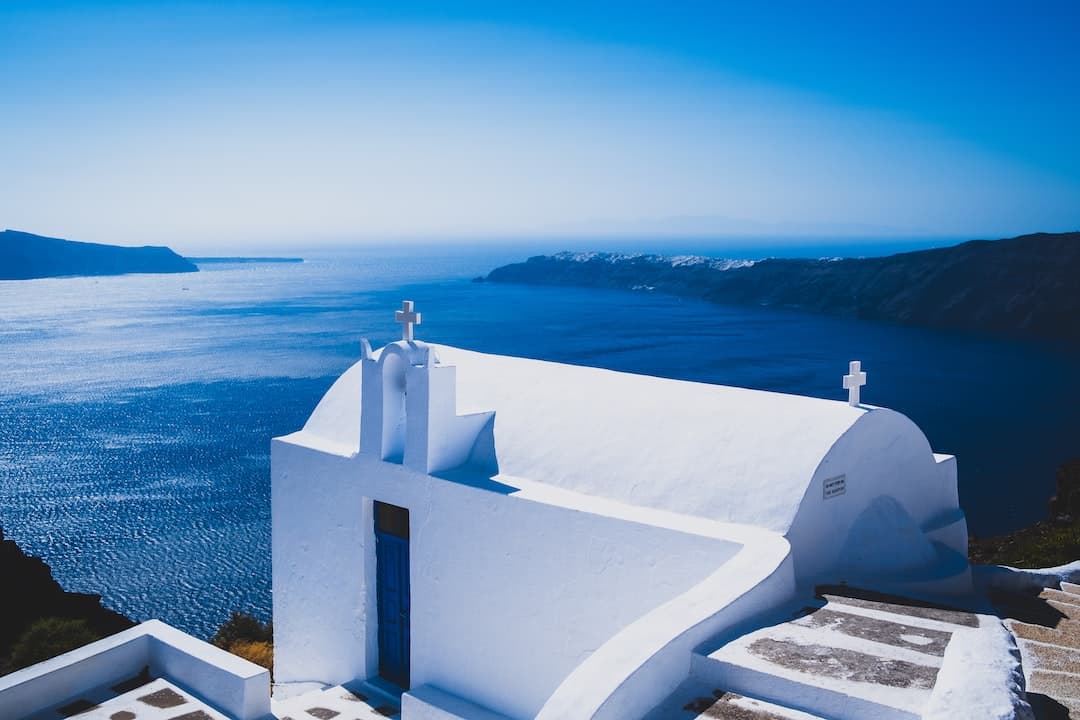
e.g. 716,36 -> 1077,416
374,501 -> 410,688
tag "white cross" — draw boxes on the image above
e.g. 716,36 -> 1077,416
395,300 -> 422,341
843,360 -> 867,406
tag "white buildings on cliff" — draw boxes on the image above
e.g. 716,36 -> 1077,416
4,301 -> 1035,720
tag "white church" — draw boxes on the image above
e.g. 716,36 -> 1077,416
0,301 -> 1044,720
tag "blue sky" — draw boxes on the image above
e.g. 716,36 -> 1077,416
1,1 -> 1078,249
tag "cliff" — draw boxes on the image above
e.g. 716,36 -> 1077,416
0,229 -> 197,280
0,525 -> 133,672
483,232 -> 1080,341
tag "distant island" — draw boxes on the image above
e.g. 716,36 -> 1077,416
482,231 -> 1080,342
0,230 -> 197,280
188,257 -> 304,264
0,231 -> 307,279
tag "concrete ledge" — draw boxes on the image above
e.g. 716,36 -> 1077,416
924,618 -> 1034,720
0,619 -> 270,720
975,561 -> 1080,595
0,629 -> 150,718
403,685 -> 512,720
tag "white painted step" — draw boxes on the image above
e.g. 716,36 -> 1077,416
692,653 -> 919,720
712,692 -> 829,720
692,620 -> 940,720
642,678 -> 829,719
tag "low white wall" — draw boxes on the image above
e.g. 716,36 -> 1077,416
0,629 -> 149,719
923,618 -> 1034,720
147,621 -> 271,720
0,620 -> 270,720
786,408 -> 969,589
535,532 -> 794,720
974,560 -> 1080,594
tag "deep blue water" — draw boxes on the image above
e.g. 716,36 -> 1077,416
1,244 -> 1078,637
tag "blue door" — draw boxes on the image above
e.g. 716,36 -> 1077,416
375,502 -> 410,688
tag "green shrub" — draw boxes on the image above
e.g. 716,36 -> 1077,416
9,617 -> 100,670
970,521 -> 1080,568
210,611 -> 272,650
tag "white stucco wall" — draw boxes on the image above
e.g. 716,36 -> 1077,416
409,474 -> 739,719
272,444 -> 373,687
785,407 -> 968,589
272,439 -> 740,720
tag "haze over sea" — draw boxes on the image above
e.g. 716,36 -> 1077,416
1,240 -> 1078,638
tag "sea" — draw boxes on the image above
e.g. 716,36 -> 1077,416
1,240 -> 1078,638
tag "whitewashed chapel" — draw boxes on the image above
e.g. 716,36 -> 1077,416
266,301 -> 990,720
7,300 -> 1042,720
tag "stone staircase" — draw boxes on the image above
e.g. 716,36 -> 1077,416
645,586 -> 981,720
995,580 -> 1080,718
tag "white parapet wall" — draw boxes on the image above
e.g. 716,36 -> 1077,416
534,529 -> 795,720
0,619 -> 271,720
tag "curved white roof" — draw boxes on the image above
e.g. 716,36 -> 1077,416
298,344 -> 871,532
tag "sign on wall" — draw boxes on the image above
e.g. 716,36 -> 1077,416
823,475 -> 846,500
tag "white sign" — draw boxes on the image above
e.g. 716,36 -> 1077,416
823,475 -> 846,499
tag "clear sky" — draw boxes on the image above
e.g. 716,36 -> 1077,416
2,1 -> 1078,250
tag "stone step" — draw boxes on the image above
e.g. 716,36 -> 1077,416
793,606 -> 952,657
644,683 -> 828,720
1027,691 -> 1080,719
1008,619 -> 1080,650
688,591 -> 956,720
1061,581 -> 1080,597
815,585 -> 978,628
703,692 -> 829,720
1019,641 -> 1080,675
1039,588 -> 1080,607
1029,670 -> 1080,701
694,652 -> 922,720
992,589 -> 1078,626
1047,598 -> 1080,621
819,599 -> 971,636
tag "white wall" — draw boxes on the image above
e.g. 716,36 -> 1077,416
785,408 -> 969,589
272,442 -> 373,687
410,474 -> 737,719
0,621 -> 269,720
272,438 -> 738,719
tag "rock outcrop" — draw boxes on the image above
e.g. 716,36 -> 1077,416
0,229 -> 197,280
0,525 -> 133,670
